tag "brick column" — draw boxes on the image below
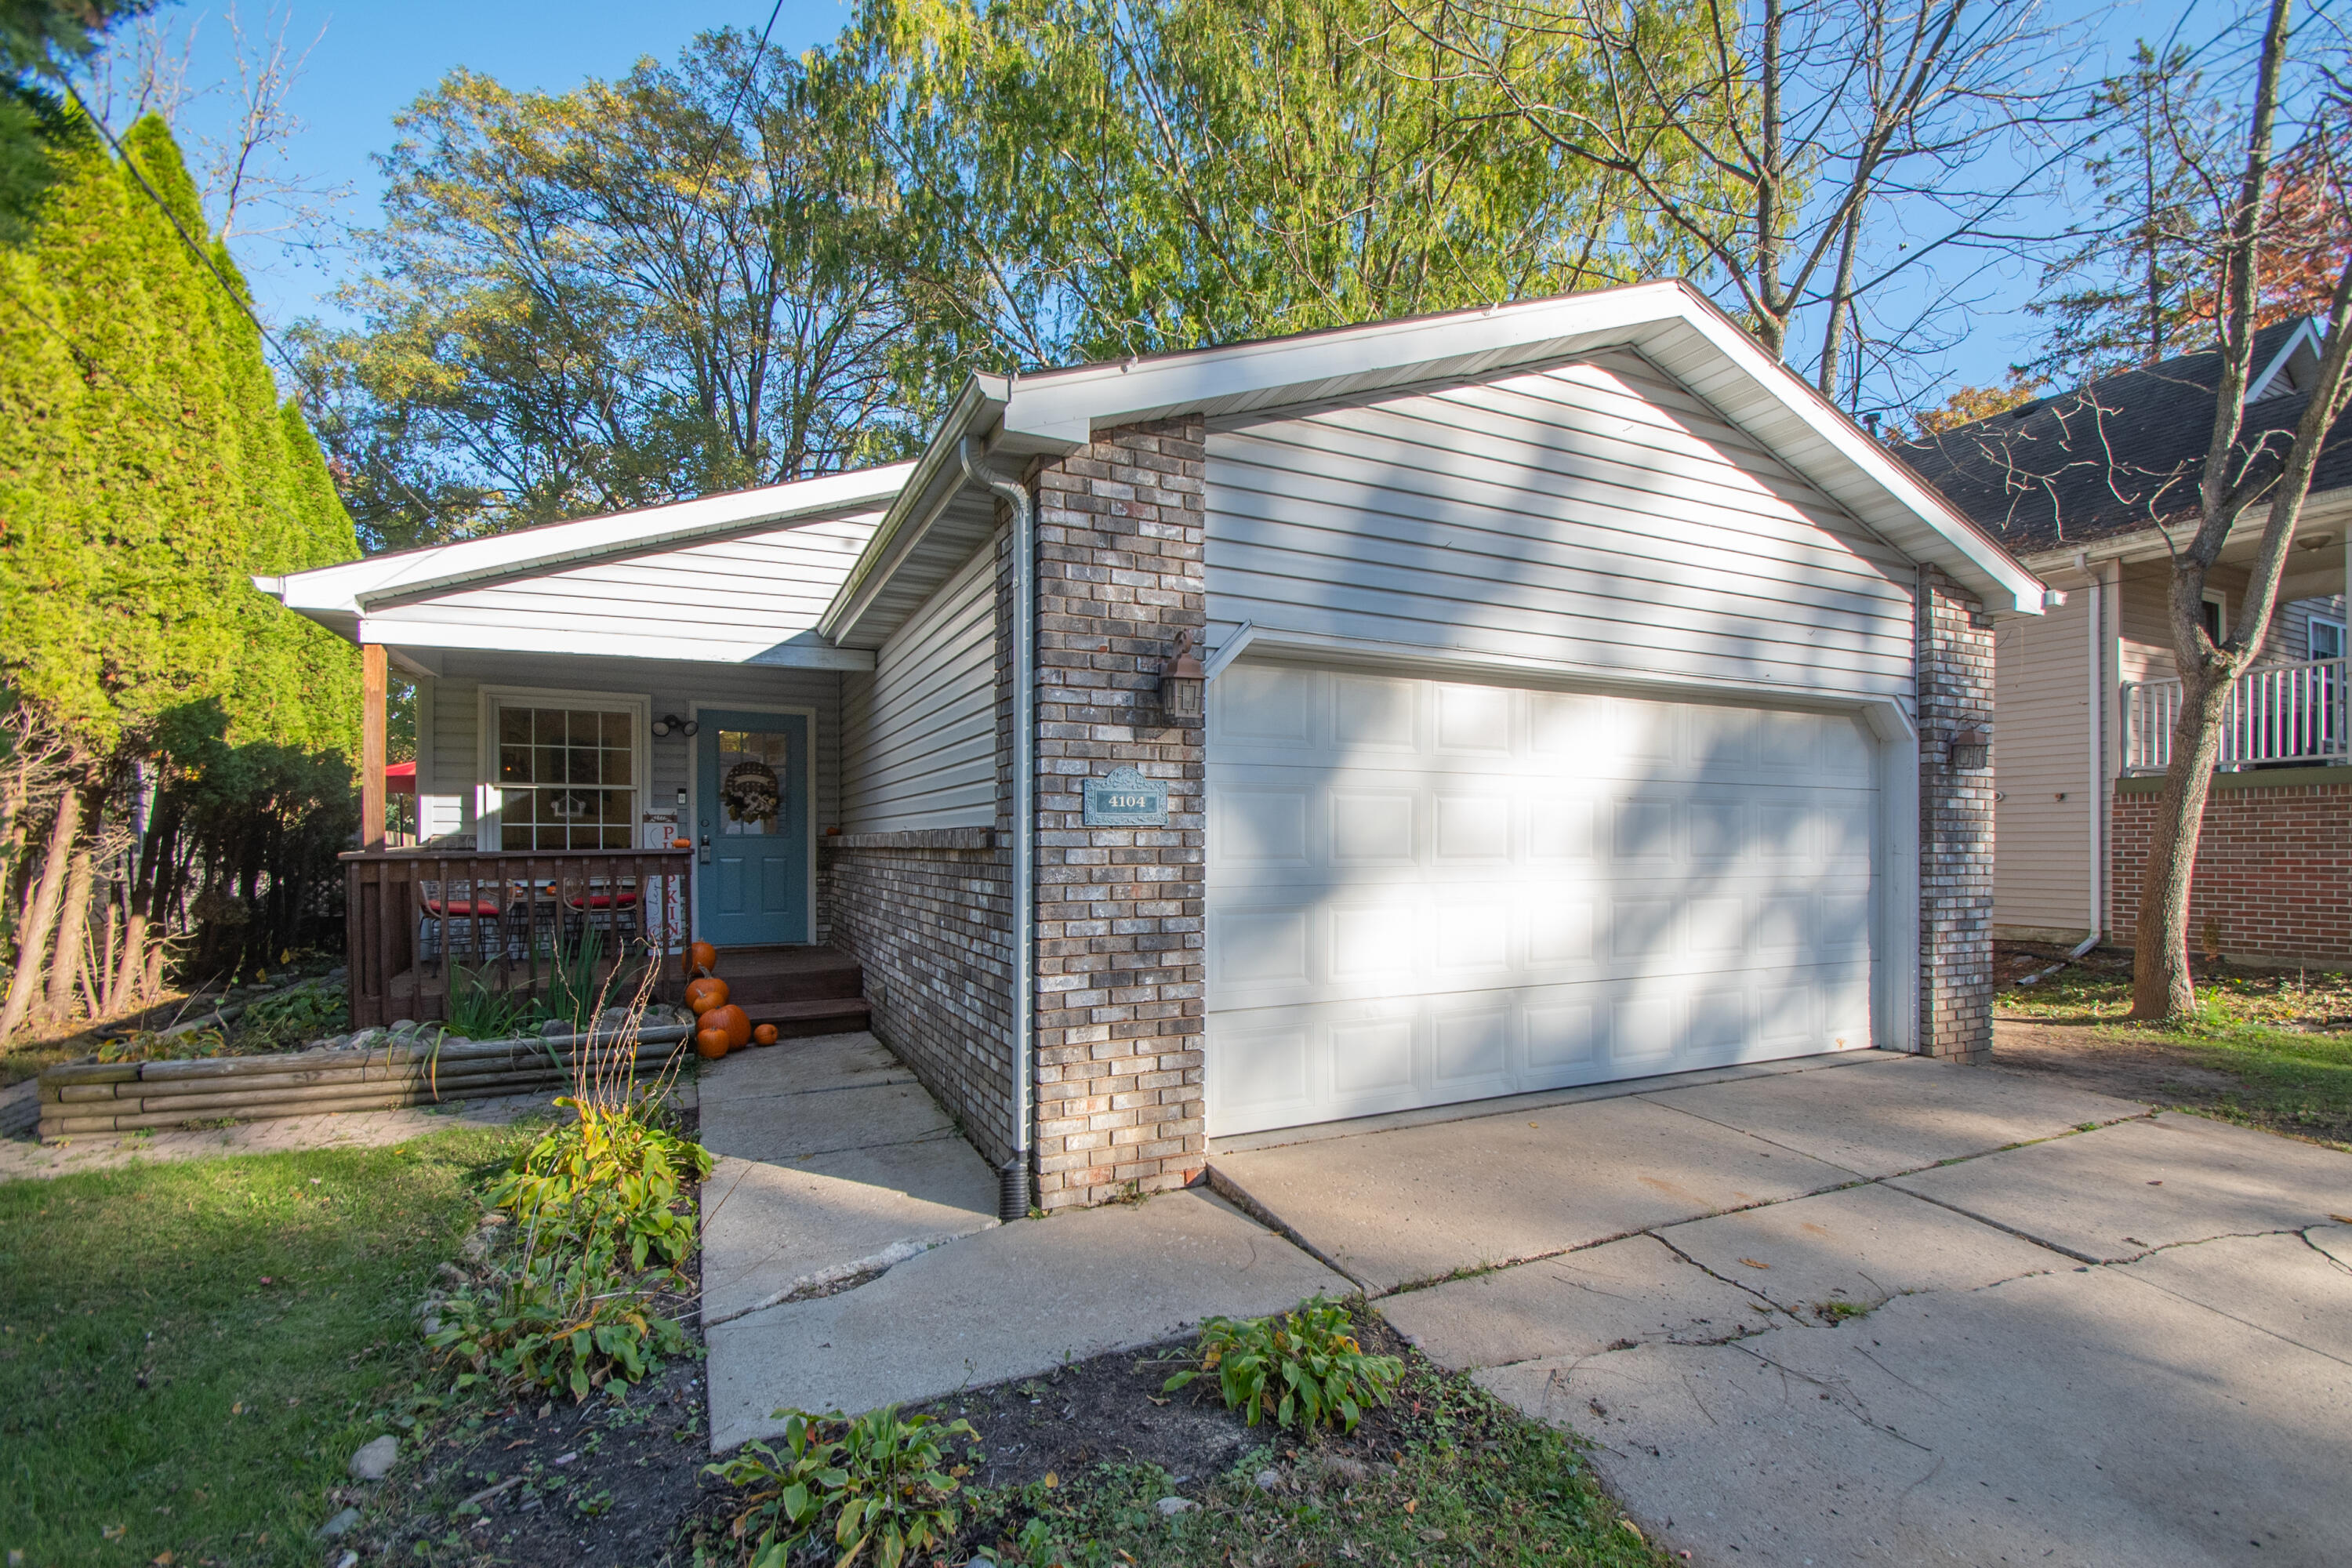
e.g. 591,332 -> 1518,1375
1025,418 -> 1207,1210
1918,566 -> 1995,1061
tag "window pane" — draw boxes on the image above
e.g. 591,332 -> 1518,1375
498,746 -> 529,783
499,709 -> 532,746
601,711 -> 632,747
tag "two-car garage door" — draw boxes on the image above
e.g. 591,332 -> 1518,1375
1205,662 -> 1881,1137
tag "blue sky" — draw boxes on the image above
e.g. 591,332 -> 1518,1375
103,0 -> 2190,408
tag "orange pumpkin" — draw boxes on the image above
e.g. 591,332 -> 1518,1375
684,940 -> 719,978
752,1023 -> 779,1047
671,837 -> 693,850
705,1003 -> 752,1050
684,976 -> 730,1015
694,1027 -> 731,1060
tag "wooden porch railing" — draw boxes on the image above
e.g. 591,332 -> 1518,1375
2123,655 -> 2350,774
343,848 -> 694,1029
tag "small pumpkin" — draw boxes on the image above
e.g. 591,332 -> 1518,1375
672,837 -> 693,850
684,976 -> 731,1015
752,1023 -> 779,1047
705,1003 -> 752,1050
685,940 -> 719,978
694,1027 -> 731,1060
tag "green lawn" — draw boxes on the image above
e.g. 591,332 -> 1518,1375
2002,961 -> 2352,1145
0,1128 -> 527,1567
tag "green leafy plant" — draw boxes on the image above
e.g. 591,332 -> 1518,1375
487,1097 -> 712,1270
428,1247 -> 688,1401
708,1406 -> 975,1568
444,964 -> 531,1041
232,980 -> 349,1048
1164,1297 -> 1403,1434
539,924 -> 607,1033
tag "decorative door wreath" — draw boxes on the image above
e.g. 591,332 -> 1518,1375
721,759 -> 782,824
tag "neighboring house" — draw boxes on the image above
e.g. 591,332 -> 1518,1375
1897,318 -> 2350,965
265,279 -> 2043,1211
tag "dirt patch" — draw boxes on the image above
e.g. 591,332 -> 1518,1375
1994,1018 -> 2243,1105
909,1312 -> 1429,1494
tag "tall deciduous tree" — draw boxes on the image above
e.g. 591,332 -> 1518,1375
2096,0 -> 2352,1019
299,31 -> 935,551
856,0 -> 1697,369
1404,0 -> 2085,411
0,112 -> 359,1041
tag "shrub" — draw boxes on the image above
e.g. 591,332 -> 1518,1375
427,1247 -> 688,1401
1164,1296 -> 1403,1434
444,964 -> 532,1041
708,1406 -> 975,1568
232,980 -> 349,1048
487,1095 -> 712,1270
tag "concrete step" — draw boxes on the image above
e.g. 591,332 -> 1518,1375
744,996 -> 873,1040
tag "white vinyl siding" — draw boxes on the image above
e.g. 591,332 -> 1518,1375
840,539 -> 999,833
1991,586 -> 2096,936
364,516 -> 881,664
1207,664 -> 1879,1136
1205,352 -> 1917,707
417,652 -> 841,845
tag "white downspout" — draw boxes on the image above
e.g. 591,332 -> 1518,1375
960,438 -> 1033,1221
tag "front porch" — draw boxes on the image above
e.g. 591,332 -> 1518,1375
2123,655 -> 2348,772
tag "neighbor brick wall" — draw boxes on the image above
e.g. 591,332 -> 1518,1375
2109,777 -> 2352,965
1918,567 -> 1996,1062
1025,418 -> 1207,1210
824,836 -> 1015,1164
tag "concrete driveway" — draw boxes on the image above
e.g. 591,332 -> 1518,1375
1209,1051 -> 2352,1567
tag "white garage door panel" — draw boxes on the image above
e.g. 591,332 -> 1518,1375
1207,664 -> 1878,1136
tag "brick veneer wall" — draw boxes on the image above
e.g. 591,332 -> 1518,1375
823,837 -> 1015,1165
1917,567 -> 1996,1062
2109,777 -> 2352,964
1026,418 -> 1207,1210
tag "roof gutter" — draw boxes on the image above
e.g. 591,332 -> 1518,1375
958,437 -> 1034,1223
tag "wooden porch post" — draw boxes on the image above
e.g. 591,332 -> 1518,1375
361,641 -> 387,851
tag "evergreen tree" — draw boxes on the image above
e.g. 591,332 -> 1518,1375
0,112 -> 360,1041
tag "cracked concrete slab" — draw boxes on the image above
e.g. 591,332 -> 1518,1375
699,1141 -> 998,1325
1655,1181 -> 2061,1319
1889,1112 -> 2352,1262
706,1189 -> 1350,1452
1640,1053 -> 2145,1178
699,1033 -> 915,1104
1483,1265 -> 2352,1566
1382,1235 -> 1773,1371
2312,1221 -> 2352,1269
702,1078 -> 956,1164
1209,1095 -> 1851,1294
2111,1226 -> 2352,1366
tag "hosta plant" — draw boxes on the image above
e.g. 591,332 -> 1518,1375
708,1406 -> 975,1568
487,1095 -> 713,1271
1164,1295 -> 1403,1434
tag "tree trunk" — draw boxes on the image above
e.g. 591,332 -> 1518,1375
0,782 -> 82,1046
44,815 -> 97,1022
2130,666 -> 2234,1018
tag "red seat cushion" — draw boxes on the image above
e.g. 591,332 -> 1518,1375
423,901 -> 500,917
565,893 -> 640,910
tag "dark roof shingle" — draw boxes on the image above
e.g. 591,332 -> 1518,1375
1893,320 -> 2351,555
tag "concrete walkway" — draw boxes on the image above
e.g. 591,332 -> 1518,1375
698,1033 -> 1348,1452
1211,1051 -> 2352,1567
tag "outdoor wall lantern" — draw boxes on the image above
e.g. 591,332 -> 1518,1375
1948,725 -> 1989,771
1159,630 -> 1206,727
650,713 -> 699,739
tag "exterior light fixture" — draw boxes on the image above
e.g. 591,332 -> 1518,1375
651,713 -> 699,738
1948,725 -> 1989,771
1159,629 -> 1205,727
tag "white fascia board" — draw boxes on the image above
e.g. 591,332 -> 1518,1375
817,376 -> 1011,644
355,463 -> 915,610
264,464 -> 916,622
2247,317 -> 2322,403
996,282 -> 1688,451
2017,484 -> 2352,574
352,615 -> 877,670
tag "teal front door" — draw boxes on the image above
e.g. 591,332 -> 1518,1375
696,710 -> 811,946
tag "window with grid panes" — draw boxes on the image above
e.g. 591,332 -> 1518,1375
493,706 -> 637,850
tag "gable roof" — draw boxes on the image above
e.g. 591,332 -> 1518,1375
1893,318 -> 2351,557
822,279 -> 2042,646
257,464 -> 916,642
267,281 -> 2045,659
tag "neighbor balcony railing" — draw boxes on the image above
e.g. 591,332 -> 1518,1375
2122,655 -> 2349,774
342,847 -> 693,1029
